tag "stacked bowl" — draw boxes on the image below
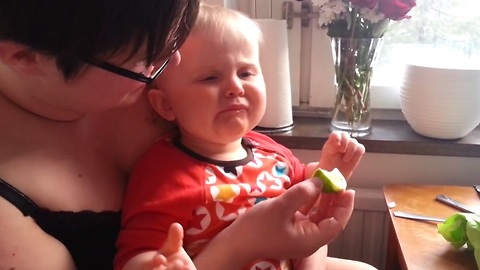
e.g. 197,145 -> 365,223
400,63 -> 480,139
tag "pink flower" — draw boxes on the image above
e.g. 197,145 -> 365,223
351,0 -> 378,9
378,0 -> 416,20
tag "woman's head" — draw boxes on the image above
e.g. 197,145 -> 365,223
0,0 -> 198,80
0,1 -> 199,120
150,4 -> 266,147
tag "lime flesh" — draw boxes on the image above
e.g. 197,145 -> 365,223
312,168 -> 347,193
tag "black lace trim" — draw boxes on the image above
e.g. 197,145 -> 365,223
0,177 -> 120,270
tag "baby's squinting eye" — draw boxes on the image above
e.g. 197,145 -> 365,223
202,75 -> 218,81
239,71 -> 255,78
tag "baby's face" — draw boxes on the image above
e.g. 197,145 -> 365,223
151,29 -> 266,146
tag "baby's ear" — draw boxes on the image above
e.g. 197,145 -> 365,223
0,41 -> 44,75
148,89 -> 176,121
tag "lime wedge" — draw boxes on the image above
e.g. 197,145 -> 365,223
312,168 -> 347,193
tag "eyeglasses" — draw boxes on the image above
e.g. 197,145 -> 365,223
87,57 -> 170,84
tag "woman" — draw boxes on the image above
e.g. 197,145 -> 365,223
0,1 -> 358,270
0,2 -> 197,269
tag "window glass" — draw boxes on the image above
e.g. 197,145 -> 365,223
374,0 -> 480,85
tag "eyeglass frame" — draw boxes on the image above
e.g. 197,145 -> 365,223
86,57 -> 171,84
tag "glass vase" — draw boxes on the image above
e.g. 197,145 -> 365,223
330,37 -> 384,137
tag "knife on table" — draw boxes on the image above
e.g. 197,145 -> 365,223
435,194 -> 478,214
474,185 -> 480,197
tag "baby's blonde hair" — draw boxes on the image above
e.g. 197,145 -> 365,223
194,3 -> 263,45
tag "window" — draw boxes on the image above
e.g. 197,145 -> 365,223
202,0 -> 480,111
375,0 -> 480,85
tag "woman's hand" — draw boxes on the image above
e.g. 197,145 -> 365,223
194,178 -> 355,270
234,180 -> 354,260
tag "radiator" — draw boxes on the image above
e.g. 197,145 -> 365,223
327,188 -> 389,270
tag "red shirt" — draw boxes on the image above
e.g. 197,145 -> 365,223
115,131 -> 305,270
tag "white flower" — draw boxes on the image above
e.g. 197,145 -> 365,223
317,0 -> 348,27
311,0 -> 415,38
359,7 -> 385,23
312,0 -> 331,7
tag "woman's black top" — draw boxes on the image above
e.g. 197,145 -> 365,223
0,177 -> 120,270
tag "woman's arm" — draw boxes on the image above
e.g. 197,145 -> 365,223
0,198 -> 76,269
193,179 -> 355,270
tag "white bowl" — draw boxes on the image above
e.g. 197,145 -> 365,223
400,63 -> 480,139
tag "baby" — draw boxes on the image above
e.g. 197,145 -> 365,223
115,4 -> 366,270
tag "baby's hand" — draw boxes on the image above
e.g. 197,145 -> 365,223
151,223 -> 196,270
318,131 -> 365,180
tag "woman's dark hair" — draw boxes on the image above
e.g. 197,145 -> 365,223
0,0 -> 199,79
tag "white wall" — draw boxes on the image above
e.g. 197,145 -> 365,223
292,149 -> 480,189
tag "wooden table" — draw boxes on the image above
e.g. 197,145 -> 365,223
384,184 -> 480,270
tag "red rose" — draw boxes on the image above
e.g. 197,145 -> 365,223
351,0 -> 378,9
378,0 -> 416,20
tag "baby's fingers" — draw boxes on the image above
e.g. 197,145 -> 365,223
342,138 -> 365,162
160,223 -> 184,255
337,131 -> 351,151
151,253 -> 167,270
